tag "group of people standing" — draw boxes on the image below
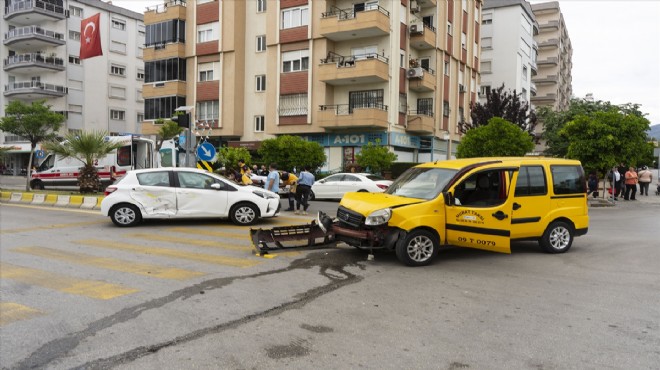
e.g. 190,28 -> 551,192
608,164 -> 654,201
233,160 -> 315,215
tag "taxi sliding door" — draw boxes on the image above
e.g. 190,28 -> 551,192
445,167 -> 519,254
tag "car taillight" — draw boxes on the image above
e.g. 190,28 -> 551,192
377,184 -> 389,190
104,186 -> 118,196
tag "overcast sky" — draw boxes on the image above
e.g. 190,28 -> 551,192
113,0 -> 660,124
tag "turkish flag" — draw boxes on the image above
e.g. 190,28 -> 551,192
80,13 -> 102,60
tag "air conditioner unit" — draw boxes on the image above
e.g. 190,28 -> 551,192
411,6 -> 421,14
459,84 -> 466,93
407,67 -> 424,79
410,24 -> 423,34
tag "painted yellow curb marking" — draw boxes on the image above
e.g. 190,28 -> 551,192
0,302 -> 43,326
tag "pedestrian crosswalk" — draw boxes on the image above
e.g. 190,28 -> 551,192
0,216 -> 316,327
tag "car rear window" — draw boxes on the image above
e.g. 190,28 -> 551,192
136,171 -> 170,187
366,175 -> 385,181
550,165 -> 586,195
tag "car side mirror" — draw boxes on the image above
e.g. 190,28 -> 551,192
319,179 -> 325,184
443,191 -> 454,206
210,183 -> 222,190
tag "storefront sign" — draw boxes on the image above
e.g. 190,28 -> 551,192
300,133 -> 388,147
389,132 -> 421,149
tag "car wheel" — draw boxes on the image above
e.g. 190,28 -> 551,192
395,230 -> 439,266
230,202 -> 259,225
110,204 -> 142,227
30,180 -> 44,190
539,221 -> 574,253
309,190 -> 315,201
357,189 -> 368,192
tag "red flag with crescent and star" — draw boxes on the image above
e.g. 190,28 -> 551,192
80,13 -> 102,60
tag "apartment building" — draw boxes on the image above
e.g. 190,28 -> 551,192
479,0 -> 538,104
141,0 -> 482,170
1,0 -> 145,175
531,1 -> 572,111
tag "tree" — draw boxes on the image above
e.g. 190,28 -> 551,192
539,98 -> 618,157
42,131 -> 123,193
154,119 -> 184,151
216,146 -> 251,174
461,84 -> 537,138
258,135 -> 325,173
561,110 -> 650,177
355,141 -> 398,175
0,100 -> 65,191
456,117 -> 534,158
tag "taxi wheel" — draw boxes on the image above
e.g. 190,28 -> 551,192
110,204 -> 142,227
230,202 -> 259,226
540,221 -> 574,253
395,230 -> 439,267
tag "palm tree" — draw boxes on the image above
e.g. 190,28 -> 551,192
42,131 -> 123,193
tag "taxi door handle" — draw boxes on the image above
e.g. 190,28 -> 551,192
513,202 -> 521,210
492,210 -> 508,220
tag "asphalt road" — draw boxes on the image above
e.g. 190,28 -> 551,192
1,200 -> 659,369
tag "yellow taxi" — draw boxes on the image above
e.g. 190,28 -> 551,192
333,157 -> 589,266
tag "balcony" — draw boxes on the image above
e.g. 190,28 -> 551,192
531,93 -> 557,104
4,81 -> 68,98
406,111 -> 435,135
530,83 -> 537,97
4,0 -> 67,25
3,53 -> 65,74
143,80 -> 187,99
533,74 -> 558,85
144,0 -> 187,23
144,42 -> 186,60
407,67 -> 436,92
537,56 -> 558,66
320,6 -> 390,41
530,60 -> 538,76
539,20 -> 560,32
318,52 -> 389,86
415,0 -> 437,9
410,23 -> 436,50
318,104 -> 389,130
538,38 -> 560,49
4,25 -> 65,50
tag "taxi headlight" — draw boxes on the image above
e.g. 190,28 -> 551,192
365,208 -> 392,226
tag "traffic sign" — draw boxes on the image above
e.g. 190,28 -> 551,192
35,149 -> 46,159
196,142 -> 216,161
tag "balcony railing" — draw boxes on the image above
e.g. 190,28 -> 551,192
4,25 -> 64,42
320,103 -> 388,115
322,5 -> 389,20
5,81 -> 68,94
5,0 -> 66,17
146,0 -> 187,13
320,51 -> 389,66
408,110 -> 434,117
4,53 -> 64,68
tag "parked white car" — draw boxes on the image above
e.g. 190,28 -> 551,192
101,168 -> 280,227
311,173 -> 393,200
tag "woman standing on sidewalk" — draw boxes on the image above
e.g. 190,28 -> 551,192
637,166 -> 653,196
624,166 -> 638,200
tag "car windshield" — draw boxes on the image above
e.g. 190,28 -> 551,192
385,167 -> 458,200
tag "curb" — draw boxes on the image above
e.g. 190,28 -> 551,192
0,191 -> 104,210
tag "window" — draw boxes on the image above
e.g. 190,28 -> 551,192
551,166 -> 586,195
145,19 -> 186,46
482,13 -> 492,25
399,93 -> 407,114
70,5 -> 82,17
443,101 -> 450,117
197,22 -> 219,43
348,89 -> 384,112
255,115 -> 265,132
282,50 -> 309,72
199,62 -> 216,81
521,88 -> 528,100
112,19 -> 126,30
137,171 -> 170,187
137,69 -> 145,80
109,86 -> 126,99
145,58 -> 187,83
145,96 -> 186,120
255,75 -> 266,92
257,0 -> 267,13
256,35 -> 266,52
69,30 -> 80,41
447,21 -> 453,35
461,32 -> 467,49
136,89 -> 143,102
520,38 -> 531,56
69,55 -> 81,65
417,98 -> 433,115
110,41 -> 127,54
110,64 -> 126,76
137,113 -> 144,122
196,101 -> 219,120
281,7 -> 309,29
279,93 -> 308,116
68,104 -> 83,113
68,79 -> 83,89
455,170 -> 508,207
177,172 -> 219,190
138,25 -> 145,37
515,166 -> 547,196
444,61 -> 450,76
481,37 -> 492,48
480,85 -> 491,97
481,61 -> 491,73
522,66 -> 528,80
110,109 -> 125,120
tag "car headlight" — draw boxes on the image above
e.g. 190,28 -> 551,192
365,208 -> 392,226
253,190 -> 278,199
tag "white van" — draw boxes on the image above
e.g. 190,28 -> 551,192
31,135 -> 156,190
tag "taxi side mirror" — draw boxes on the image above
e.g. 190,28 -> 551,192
443,191 -> 453,205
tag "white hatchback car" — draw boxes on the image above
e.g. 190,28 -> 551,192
311,173 -> 393,200
101,168 -> 280,227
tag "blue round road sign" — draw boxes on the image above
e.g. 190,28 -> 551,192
196,142 -> 216,161
35,149 -> 46,159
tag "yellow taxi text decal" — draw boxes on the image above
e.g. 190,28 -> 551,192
455,210 -> 485,225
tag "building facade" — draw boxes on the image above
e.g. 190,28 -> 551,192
1,0 -> 145,175
531,1 -> 572,111
479,0 -> 538,104
141,0 -> 482,171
